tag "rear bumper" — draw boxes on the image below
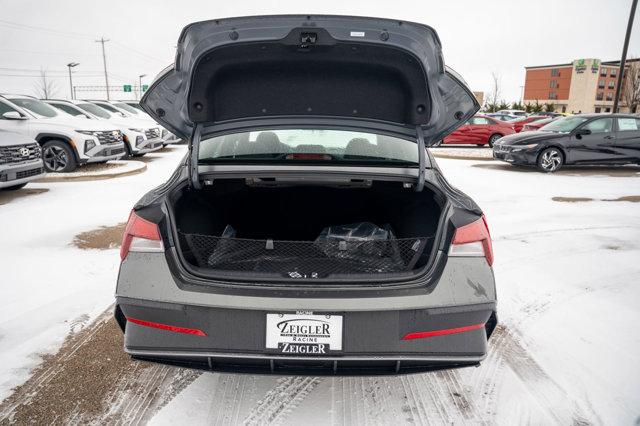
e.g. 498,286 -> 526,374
117,296 -> 495,375
0,160 -> 45,188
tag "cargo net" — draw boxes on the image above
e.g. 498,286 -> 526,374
180,222 -> 432,279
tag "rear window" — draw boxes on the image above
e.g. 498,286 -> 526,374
199,129 -> 419,165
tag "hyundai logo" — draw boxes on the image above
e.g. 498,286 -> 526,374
19,147 -> 30,157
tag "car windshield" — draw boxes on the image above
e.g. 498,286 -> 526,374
539,116 -> 588,133
9,98 -> 59,118
77,103 -> 112,119
114,103 -> 140,115
199,129 -> 419,165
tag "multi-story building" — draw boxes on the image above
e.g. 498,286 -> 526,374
523,58 -> 639,114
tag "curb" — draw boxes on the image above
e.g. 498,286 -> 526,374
35,161 -> 147,183
430,152 -> 495,161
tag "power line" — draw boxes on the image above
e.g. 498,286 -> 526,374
0,19 -> 95,38
110,40 -> 167,64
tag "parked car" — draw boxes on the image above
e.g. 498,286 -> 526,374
521,117 -> 557,132
493,114 -> 640,172
45,99 -> 163,157
485,113 -> 519,122
534,112 -> 565,118
112,101 -> 182,145
0,130 -> 45,189
114,15 -> 497,375
497,109 -> 527,117
509,115 -> 550,133
441,115 -> 515,146
0,94 -> 125,172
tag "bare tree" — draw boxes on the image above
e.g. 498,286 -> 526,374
33,69 -> 57,99
622,59 -> 640,113
487,72 -> 502,107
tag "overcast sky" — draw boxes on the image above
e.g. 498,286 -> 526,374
1,0 -> 637,103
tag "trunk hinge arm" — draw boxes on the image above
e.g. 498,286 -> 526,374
415,125 -> 426,192
188,123 -> 203,189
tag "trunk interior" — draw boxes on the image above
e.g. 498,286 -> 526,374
171,179 -> 443,281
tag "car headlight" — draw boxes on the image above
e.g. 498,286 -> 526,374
84,139 -> 97,153
513,143 -> 539,151
128,128 -> 144,133
76,130 -> 98,136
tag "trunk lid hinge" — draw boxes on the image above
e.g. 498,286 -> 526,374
189,123 -> 203,189
415,125 -> 426,192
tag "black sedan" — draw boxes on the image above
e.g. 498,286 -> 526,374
492,114 -> 640,172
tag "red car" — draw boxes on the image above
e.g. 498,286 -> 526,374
509,115 -> 550,132
442,115 -> 515,147
521,117 -> 557,132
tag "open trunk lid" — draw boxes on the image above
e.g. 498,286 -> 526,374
141,15 -> 479,144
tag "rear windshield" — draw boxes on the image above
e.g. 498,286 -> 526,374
199,129 -> 419,165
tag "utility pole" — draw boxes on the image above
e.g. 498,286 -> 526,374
95,37 -> 111,100
138,74 -> 147,100
613,0 -> 637,113
66,62 -> 79,99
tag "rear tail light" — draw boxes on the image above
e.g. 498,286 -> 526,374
448,215 -> 493,266
120,210 -> 163,261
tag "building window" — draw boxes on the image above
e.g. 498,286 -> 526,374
600,68 -> 608,77
549,91 -> 557,99
595,107 -> 602,113
598,79 -> 605,88
605,107 -> 611,112
596,92 -> 604,100
608,81 -> 615,89
611,68 -> 617,77
561,105 -> 567,113
550,80 -> 557,88
551,68 -> 560,77
606,92 -> 613,101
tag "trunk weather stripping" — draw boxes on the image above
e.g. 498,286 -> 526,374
189,123 -> 203,189
415,126 -> 426,192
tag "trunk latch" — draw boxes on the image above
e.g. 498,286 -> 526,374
300,32 -> 318,47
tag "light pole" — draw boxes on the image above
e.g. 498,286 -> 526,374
613,0 -> 638,113
66,62 -> 79,100
138,74 -> 147,100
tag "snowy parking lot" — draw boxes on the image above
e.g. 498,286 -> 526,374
1,146 -> 639,424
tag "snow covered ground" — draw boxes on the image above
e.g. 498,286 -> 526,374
1,148 -> 639,424
0,148 -> 186,402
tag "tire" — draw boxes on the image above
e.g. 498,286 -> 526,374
487,134 -> 502,148
123,140 -> 134,159
132,152 -> 146,157
42,140 -> 77,172
2,183 -> 28,190
537,147 -> 563,173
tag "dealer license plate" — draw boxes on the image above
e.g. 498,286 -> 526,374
266,312 -> 343,355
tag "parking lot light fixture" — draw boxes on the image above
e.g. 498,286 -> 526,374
66,62 -> 79,100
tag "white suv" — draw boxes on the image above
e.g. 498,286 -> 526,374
113,101 -> 182,145
86,101 -> 165,154
0,95 -> 125,172
45,99 -> 163,157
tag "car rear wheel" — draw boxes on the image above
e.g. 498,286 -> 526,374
537,147 -> 563,173
488,134 -> 502,147
42,140 -> 77,172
